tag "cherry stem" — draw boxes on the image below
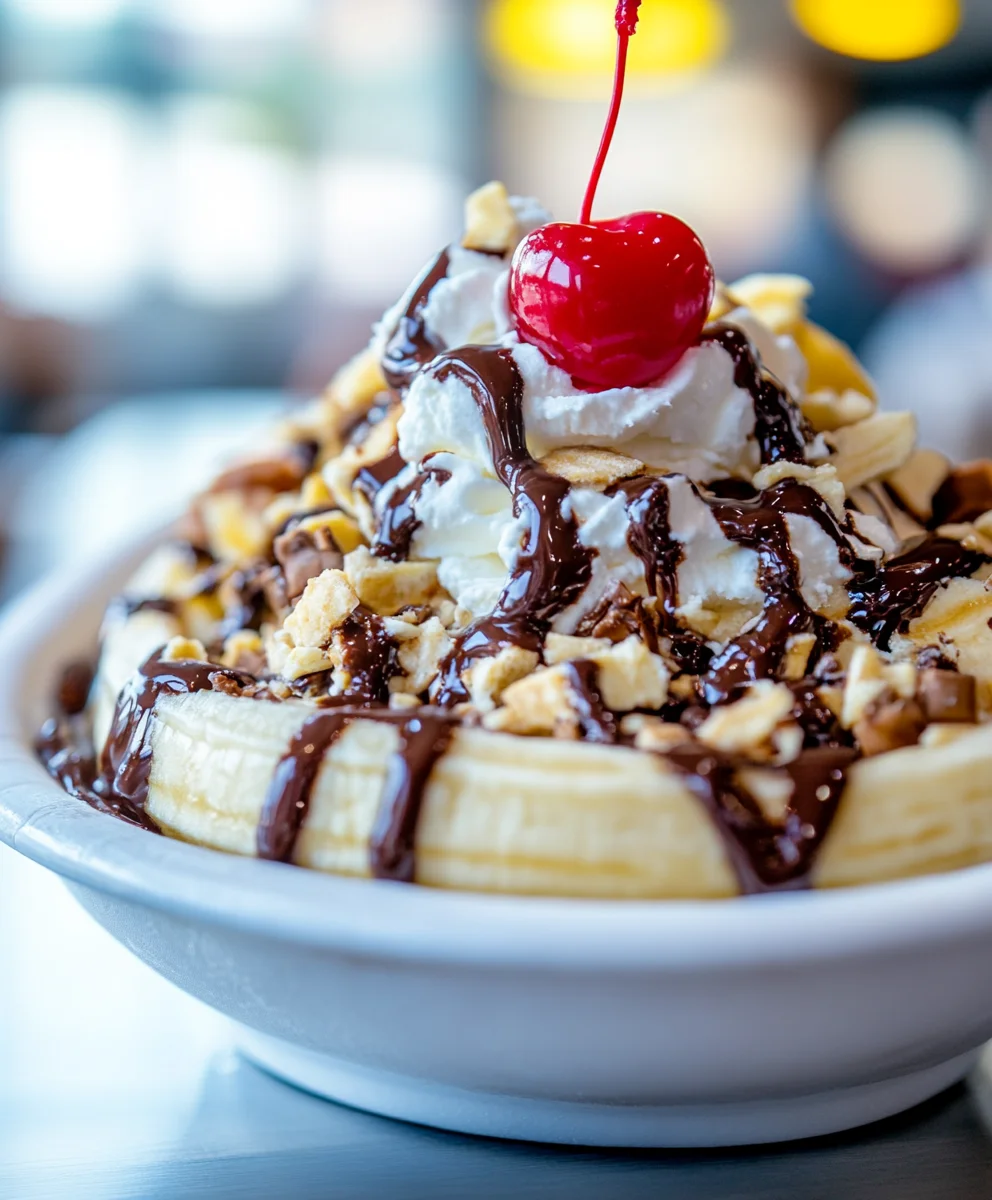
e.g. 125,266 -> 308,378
578,0 -> 641,225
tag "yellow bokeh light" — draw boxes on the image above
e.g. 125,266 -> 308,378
790,0 -> 960,63
484,0 -> 729,98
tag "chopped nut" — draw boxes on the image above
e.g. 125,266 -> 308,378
392,617 -> 452,696
828,411 -> 916,490
625,717 -> 691,752
462,181 -> 518,254
816,684 -> 844,720
885,661 -> 918,700
464,644 -> 540,713
540,447 -> 644,489
160,635 -> 208,663
668,675 -> 699,702
274,525 -> 343,602
885,449 -> 950,523
301,511 -> 364,554
284,569 -> 359,649
198,490 -> 271,564
840,644 -> 887,729
344,546 -> 438,616
544,633 -> 612,666
485,665 -> 573,735
220,630 -> 266,673
782,633 -> 817,681
736,767 -> 794,824
209,443 -> 315,495
585,636 -> 669,711
725,273 -> 811,334
800,388 -> 875,434
931,460 -> 992,527
696,681 -> 795,756
917,668 -> 977,724
576,582 -> 655,646
853,694 -> 926,757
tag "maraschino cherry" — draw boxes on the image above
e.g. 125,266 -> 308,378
509,0 -> 715,391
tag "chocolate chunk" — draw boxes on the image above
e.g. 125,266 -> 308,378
273,526 -> 342,601
853,693 -> 926,757
917,668 -> 976,724
209,441 -> 318,495
931,460 -> 992,526
578,582 -> 654,646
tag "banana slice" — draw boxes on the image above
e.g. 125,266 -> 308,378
137,687 -> 992,899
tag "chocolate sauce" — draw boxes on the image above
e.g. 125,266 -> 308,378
336,609 -> 398,705
563,660 -> 617,744
369,712 -> 455,882
354,446 -> 406,505
431,347 -> 594,704
372,462 -> 451,562
848,535 -> 987,650
702,324 -> 809,464
665,742 -> 856,892
258,710 -> 351,862
106,595 -> 178,624
57,661 -> 95,717
381,250 -> 451,392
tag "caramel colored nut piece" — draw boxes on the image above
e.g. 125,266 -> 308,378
220,630 -> 265,674
885,449 -> 950,523
696,681 -> 794,756
854,694 -> 926,757
578,582 -> 655,646
284,569 -> 359,649
828,412 -> 916,490
931,460 -> 992,527
209,443 -> 315,495
917,668 -> 977,724
344,546 -> 438,617
840,644 -> 886,729
462,181 -> 518,255
274,525 -> 343,603
540,447 -> 644,489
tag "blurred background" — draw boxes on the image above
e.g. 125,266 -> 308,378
0,0 -> 991,594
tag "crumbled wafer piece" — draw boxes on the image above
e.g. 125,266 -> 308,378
322,346 -> 388,438
696,681 -> 794,756
736,767 -> 794,824
585,636 -> 668,711
631,720 -> 691,753
828,412 -> 916,490
344,546 -> 438,616
220,630 -> 265,674
284,569 -> 359,649
793,320 -> 877,401
917,668 -> 976,724
484,665 -> 573,735
919,723 -> 983,749
751,462 -> 845,517
465,645 -> 540,713
388,692 -> 420,712
462,181 -> 519,254
885,449 -> 950,523
198,490 -> 271,563
540,447 -> 644,489
840,644 -> 887,728
544,633 -> 612,666
323,405 -> 401,517
390,617 -> 452,696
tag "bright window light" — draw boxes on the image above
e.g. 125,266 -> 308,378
317,158 -> 464,305
0,87 -> 145,319
148,0 -> 308,40
791,0 -> 960,63
156,98 -> 306,306
5,0 -> 131,27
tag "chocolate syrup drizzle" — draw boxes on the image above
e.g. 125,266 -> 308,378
430,347 -> 594,704
381,250 -> 451,392
563,660 -> 617,744
372,461 -> 452,562
701,324 -> 809,464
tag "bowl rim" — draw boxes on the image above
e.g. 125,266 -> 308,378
4,535 -> 992,971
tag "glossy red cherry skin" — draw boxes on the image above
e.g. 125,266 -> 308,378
508,212 -> 715,391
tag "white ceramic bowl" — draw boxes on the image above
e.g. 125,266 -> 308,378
3,541 -> 992,1148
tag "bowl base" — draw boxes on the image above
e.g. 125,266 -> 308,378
234,1026 -> 976,1148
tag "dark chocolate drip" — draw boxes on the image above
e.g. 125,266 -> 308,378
431,347 -> 594,705
381,249 -> 451,391
697,479 -> 854,704
702,324 -> 809,465
848,535 -> 988,650
353,446 -> 406,505
344,400 -> 392,449
372,462 -> 452,563
258,710 -> 351,861
369,712 -> 455,882
613,476 -> 711,674
337,608 -> 399,705
665,742 -> 857,893
57,661 -> 94,717
106,595 -> 178,623
563,660 -> 617,744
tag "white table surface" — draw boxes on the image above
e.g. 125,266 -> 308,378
2,395 -> 992,1197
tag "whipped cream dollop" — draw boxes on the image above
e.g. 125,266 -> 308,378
359,193 -> 867,638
